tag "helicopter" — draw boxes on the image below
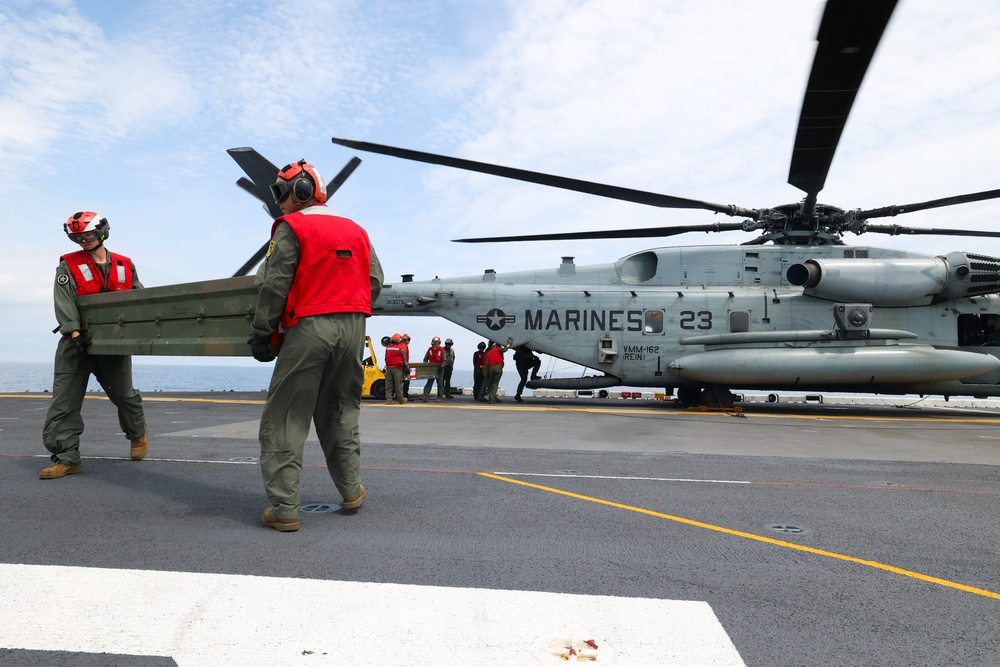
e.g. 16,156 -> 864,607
309,0 -> 1000,407
75,0 -> 1000,409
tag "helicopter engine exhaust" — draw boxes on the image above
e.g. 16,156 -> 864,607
786,252 -> 1000,305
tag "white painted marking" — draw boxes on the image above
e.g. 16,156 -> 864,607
495,471 -> 753,484
0,564 -> 745,666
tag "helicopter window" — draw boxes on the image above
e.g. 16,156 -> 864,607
644,310 -> 663,334
729,311 -> 750,333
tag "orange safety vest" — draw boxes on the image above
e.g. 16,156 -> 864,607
486,346 -> 505,367
60,250 -> 133,295
273,207 -> 372,329
385,344 -> 405,369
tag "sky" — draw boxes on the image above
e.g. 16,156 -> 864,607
3,0 -> 1000,372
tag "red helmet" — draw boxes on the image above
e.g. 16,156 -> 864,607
391,333 -> 402,343
431,336 -> 441,345
401,333 -> 410,342
64,211 -> 109,244
270,159 -> 327,204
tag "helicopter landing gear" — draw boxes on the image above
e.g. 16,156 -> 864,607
676,386 -> 702,407
677,385 -> 735,408
702,385 -> 735,409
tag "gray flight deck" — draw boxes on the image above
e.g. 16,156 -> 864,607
2,392 -> 999,665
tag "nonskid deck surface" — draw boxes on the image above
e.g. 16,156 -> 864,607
2,393 -> 999,666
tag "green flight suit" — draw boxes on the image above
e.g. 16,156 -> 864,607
253,218 -> 383,520
43,257 -> 146,466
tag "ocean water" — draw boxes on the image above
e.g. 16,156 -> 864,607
0,361 -> 522,395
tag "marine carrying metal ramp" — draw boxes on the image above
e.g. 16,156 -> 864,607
77,277 -> 258,356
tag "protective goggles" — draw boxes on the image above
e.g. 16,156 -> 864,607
269,180 -> 294,204
70,231 -> 101,244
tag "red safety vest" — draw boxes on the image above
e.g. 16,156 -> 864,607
61,250 -> 133,295
473,350 -> 486,370
486,346 -> 504,367
425,346 -> 444,364
385,344 -> 405,369
273,207 -> 372,329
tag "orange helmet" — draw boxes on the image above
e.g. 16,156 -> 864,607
64,211 -> 109,244
431,336 -> 441,345
391,333 -> 402,343
270,159 -> 327,204
401,333 -> 410,342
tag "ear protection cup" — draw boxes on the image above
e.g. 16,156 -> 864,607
292,174 -> 314,202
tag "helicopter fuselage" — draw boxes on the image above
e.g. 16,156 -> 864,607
375,243 -> 1000,401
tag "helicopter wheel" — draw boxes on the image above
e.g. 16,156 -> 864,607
676,386 -> 702,407
703,385 -> 735,409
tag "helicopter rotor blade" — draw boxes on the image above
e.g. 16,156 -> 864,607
227,148 -> 284,219
229,150 -> 364,277
236,177 -> 258,197
864,225 -> 1000,239
453,222 -> 746,243
858,188 -> 1000,219
327,156 -> 362,196
332,137 -> 755,218
232,244 -> 271,279
787,0 -> 898,202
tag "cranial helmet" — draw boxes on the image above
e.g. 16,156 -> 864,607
391,333 -> 402,343
64,211 -> 110,244
402,334 -> 410,342
445,338 -> 453,345
432,336 -> 441,345
270,159 -> 327,204
477,342 -> 486,350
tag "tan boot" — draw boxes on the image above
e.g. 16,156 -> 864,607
130,431 -> 148,461
39,463 -> 82,480
341,484 -> 366,510
262,507 -> 300,532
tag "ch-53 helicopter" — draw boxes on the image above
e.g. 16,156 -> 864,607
326,0 -> 1000,408
77,0 -> 1000,408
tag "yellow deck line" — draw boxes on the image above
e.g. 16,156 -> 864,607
479,472 -> 1000,600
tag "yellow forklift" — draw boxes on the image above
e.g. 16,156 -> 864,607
362,335 -> 387,400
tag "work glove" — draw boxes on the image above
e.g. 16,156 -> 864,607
71,335 -> 92,357
249,334 -> 276,363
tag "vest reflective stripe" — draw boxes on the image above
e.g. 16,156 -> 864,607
273,206 -> 372,328
61,250 -> 134,295
426,347 -> 444,364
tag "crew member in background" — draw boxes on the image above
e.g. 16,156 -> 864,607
485,337 -> 514,404
419,336 -> 445,402
441,338 -> 456,399
384,333 -> 408,405
513,344 -> 542,403
251,159 -> 384,532
472,342 -> 487,402
40,212 -> 148,479
400,333 -> 412,399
